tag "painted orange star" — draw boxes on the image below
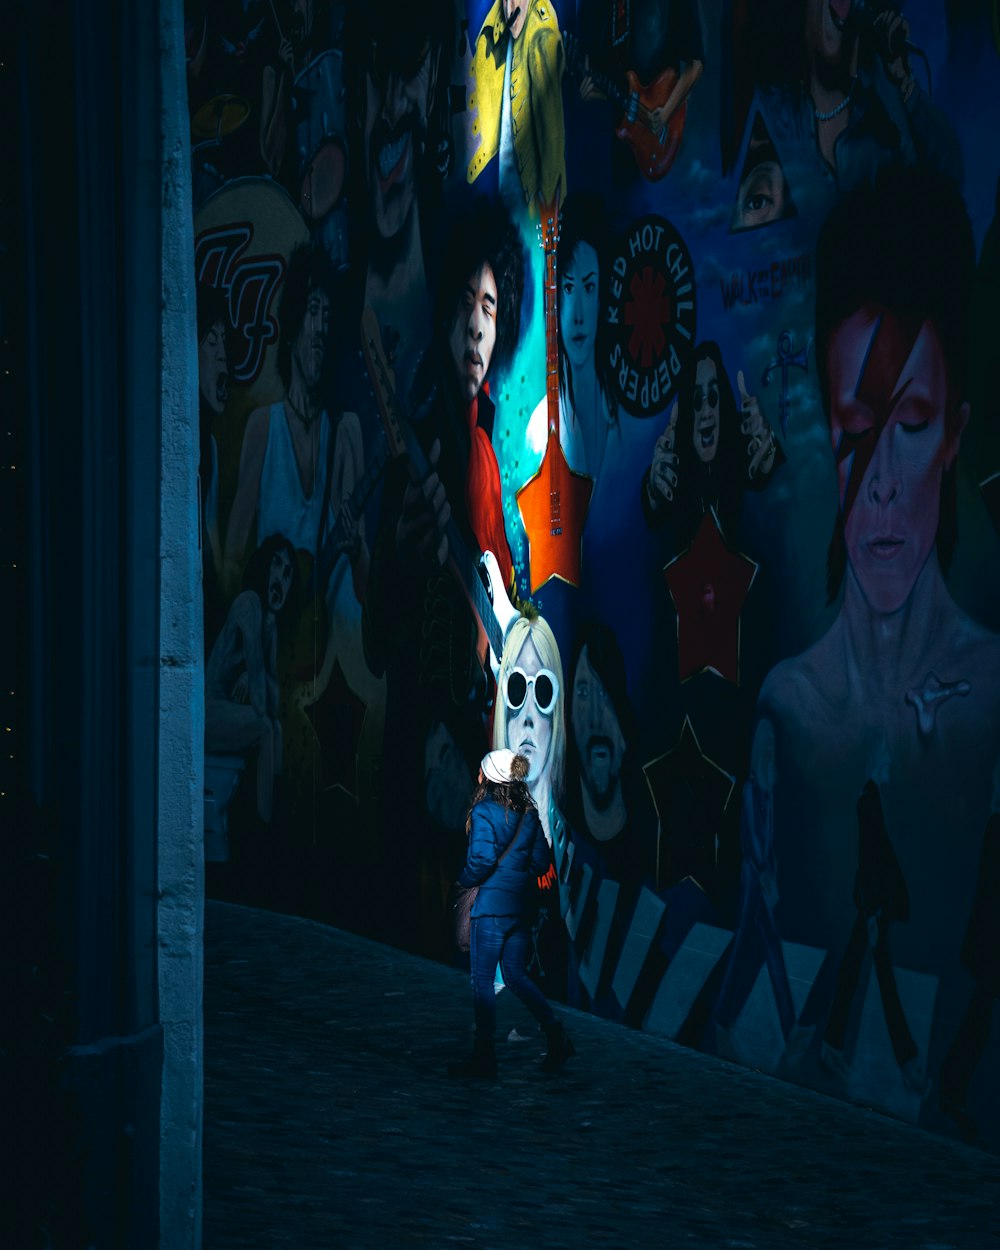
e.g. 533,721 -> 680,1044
516,432 -> 593,592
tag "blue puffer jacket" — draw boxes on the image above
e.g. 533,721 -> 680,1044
457,798 -> 550,918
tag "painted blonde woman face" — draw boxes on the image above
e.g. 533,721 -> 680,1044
503,636 -> 558,787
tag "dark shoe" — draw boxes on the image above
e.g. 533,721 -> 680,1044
939,1096 -> 979,1144
447,1050 -> 497,1080
541,1024 -> 575,1073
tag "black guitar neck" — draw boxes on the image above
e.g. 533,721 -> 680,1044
563,33 -> 628,110
397,393 -> 505,663
360,311 -> 507,662
312,431 -> 390,593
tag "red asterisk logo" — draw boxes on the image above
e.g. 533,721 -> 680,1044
625,267 -> 672,367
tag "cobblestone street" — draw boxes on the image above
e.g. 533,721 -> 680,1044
204,901 -> 999,1249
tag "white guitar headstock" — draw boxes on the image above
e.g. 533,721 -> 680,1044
537,197 -> 561,251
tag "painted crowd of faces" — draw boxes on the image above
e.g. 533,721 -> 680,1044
187,0 -> 1000,1146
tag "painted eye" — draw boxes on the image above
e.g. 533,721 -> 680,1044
899,419 -> 929,434
745,194 -> 772,213
841,426 -> 873,444
506,671 -> 527,709
533,674 -> 555,711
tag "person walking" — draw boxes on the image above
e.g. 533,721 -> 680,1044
448,749 -> 575,1079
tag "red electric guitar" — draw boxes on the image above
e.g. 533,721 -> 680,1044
563,33 -> 687,182
516,202 -> 593,594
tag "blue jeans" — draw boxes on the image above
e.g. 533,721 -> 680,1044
471,915 -> 555,1046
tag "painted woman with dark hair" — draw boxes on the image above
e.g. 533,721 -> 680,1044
206,533 -> 298,824
527,193 -> 618,485
643,339 -> 778,547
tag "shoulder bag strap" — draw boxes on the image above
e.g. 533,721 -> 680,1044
495,811 -> 528,867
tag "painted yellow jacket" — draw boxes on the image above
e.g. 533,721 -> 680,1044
466,0 -> 566,209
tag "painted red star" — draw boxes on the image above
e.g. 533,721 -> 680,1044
663,510 -> 757,685
626,266 -> 671,367
643,716 -> 736,892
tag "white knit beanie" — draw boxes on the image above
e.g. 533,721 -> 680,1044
481,748 -> 516,784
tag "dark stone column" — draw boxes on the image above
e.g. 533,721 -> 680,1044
10,0 -> 185,1244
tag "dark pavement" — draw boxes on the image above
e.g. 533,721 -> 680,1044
204,901 -> 999,1249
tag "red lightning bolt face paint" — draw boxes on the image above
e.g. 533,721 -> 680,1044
826,305 -> 958,615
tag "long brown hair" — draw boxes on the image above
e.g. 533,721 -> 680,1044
465,754 -> 534,835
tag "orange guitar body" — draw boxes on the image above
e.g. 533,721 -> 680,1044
517,431 -> 593,593
615,68 -> 686,182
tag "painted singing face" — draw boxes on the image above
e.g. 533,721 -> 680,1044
363,33 -> 437,243
560,242 -> 600,373
504,636 -> 556,787
267,547 -> 294,613
571,646 -> 625,811
448,264 -> 498,402
827,305 -> 967,615
198,320 -> 229,415
692,356 -> 721,464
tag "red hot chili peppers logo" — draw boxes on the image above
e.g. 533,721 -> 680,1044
606,215 -> 696,418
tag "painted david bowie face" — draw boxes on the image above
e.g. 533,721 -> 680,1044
363,33 -> 437,243
448,264 -> 498,402
692,356 -> 721,464
827,305 -> 966,615
572,646 -> 625,810
505,636 -> 553,787
267,547 -> 294,613
560,242 -> 600,372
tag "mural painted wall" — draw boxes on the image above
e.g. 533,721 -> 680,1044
187,0 -> 1000,1147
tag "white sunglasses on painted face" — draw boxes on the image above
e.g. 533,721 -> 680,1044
504,666 -> 560,715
